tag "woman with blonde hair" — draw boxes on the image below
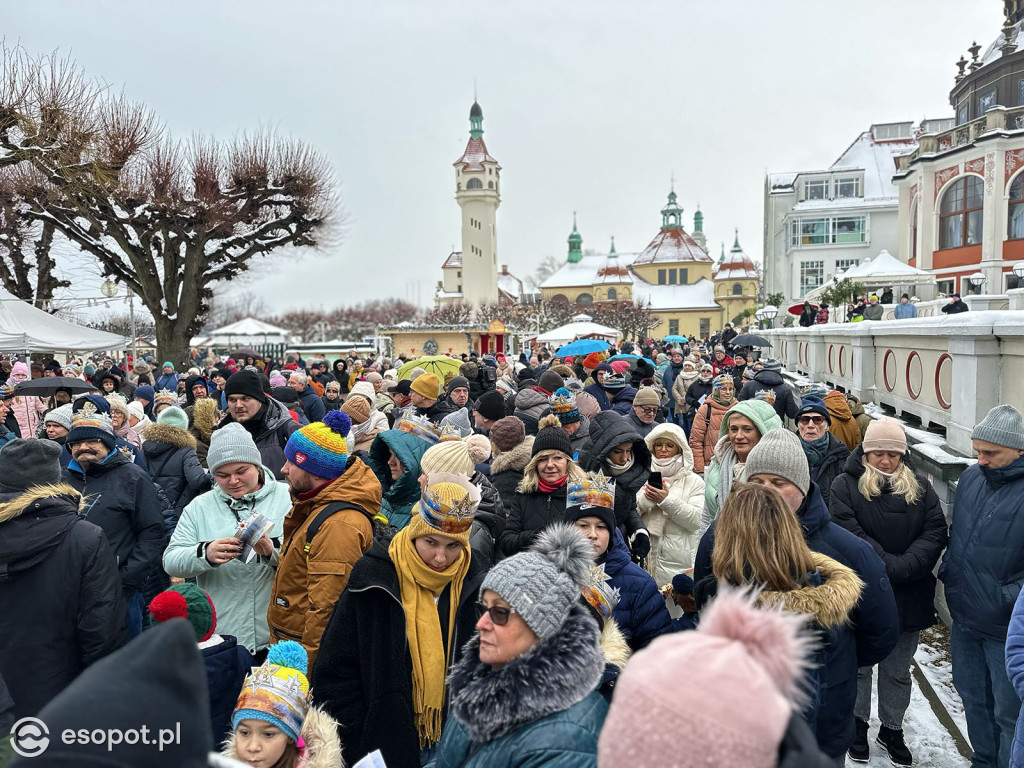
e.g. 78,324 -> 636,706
709,482 -> 864,762
829,417 -> 947,765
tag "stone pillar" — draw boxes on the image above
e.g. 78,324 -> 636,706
947,335 -> 1001,455
1009,288 -> 1024,310
806,330 -> 827,380
848,331 -> 877,401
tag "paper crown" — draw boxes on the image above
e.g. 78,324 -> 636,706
418,472 -> 480,534
581,564 -> 621,624
395,413 -> 441,445
712,373 -> 734,390
154,389 -> 178,406
438,423 -> 463,442
567,470 -> 615,509
71,398 -> 114,432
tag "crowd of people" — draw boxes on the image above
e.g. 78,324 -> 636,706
795,289 -> 971,327
0,336 -> 1021,768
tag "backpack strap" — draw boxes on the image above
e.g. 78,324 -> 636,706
304,500 -> 369,557
705,401 -> 713,427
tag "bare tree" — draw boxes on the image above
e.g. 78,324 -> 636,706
206,288 -> 271,329
0,198 -> 68,308
526,255 -> 561,291
88,310 -> 156,340
425,302 -> 473,325
0,48 -> 340,365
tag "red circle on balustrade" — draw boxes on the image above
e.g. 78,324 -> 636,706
935,353 -> 952,410
883,349 -> 897,392
828,344 -> 835,374
906,351 -> 923,400
839,346 -> 847,377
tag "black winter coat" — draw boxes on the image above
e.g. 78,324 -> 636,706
737,370 -> 800,421
62,450 -> 165,595
297,384 -> 326,423
468,471 -> 506,572
203,636 -> 254,748
685,378 -> 713,411
0,485 -> 125,719
141,423 -> 210,518
808,434 -> 849,509
830,447 -> 948,632
578,410 -> 647,539
499,471 -> 575,558
312,539 -> 486,768
213,398 -> 298,481
488,437 -> 533,513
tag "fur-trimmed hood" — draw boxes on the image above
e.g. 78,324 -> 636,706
221,705 -> 344,768
758,552 -> 864,629
600,617 -> 632,670
491,436 -> 534,475
0,484 -> 85,579
447,606 -> 605,744
518,453 -> 587,493
141,422 -> 197,450
0,483 -> 82,523
191,397 -> 220,441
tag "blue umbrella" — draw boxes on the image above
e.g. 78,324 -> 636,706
556,338 -> 610,357
662,335 -> 687,343
608,353 -> 657,367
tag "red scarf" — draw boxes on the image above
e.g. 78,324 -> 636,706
538,475 -> 568,494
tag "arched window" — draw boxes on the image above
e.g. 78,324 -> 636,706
575,293 -> 593,306
549,294 -> 569,305
488,181 -> 494,189
466,178 -> 483,190
732,283 -> 743,295
1010,174 -> 1024,240
940,176 -> 983,249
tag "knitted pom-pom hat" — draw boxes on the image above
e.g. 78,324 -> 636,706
284,410 -> 352,480
147,584 -> 216,642
232,641 -> 310,742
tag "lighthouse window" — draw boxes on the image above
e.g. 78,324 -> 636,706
466,178 -> 483,190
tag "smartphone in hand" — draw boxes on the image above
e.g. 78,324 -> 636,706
648,472 -> 663,489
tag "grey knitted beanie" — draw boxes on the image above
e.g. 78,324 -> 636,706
0,439 -> 62,492
972,405 -> 1024,450
43,403 -> 74,431
741,428 -> 811,497
480,523 -> 594,640
207,422 -> 262,473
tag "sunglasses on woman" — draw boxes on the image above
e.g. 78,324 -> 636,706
476,602 -> 517,626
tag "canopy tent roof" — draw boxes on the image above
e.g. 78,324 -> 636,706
535,315 -> 621,346
192,316 -> 292,348
806,250 -> 935,301
0,289 -> 128,353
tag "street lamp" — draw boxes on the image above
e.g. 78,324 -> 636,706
755,305 -> 778,330
100,279 -> 138,366
968,271 -> 987,295
1013,263 -> 1024,289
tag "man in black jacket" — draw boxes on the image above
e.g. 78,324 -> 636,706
795,397 -> 849,508
61,394 -> 164,642
941,292 -> 970,314
214,370 -> 299,480
737,360 -> 800,422
0,438 -> 125,719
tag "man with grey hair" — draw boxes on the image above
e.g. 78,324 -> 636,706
289,370 -> 326,422
941,404 -> 1024,768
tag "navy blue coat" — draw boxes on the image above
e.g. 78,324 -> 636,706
583,383 -> 612,411
694,483 -> 899,758
940,457 -> 1024,640
297,384 -> 326,423
661,361 -> 685,413
602,530 -> 673,650
609,387 -> 638,416
203,636 -> 254,748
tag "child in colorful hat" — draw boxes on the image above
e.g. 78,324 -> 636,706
224,640 -> 341,768
311,473 -> 484,767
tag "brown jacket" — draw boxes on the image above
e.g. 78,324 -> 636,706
824,391 -> 863,453
688,397 -> 736,473
267,456 -> 382,666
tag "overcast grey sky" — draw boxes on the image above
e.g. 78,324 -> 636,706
6,0 -> 1001,313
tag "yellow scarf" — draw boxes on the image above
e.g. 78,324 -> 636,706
388,526 -> 470,748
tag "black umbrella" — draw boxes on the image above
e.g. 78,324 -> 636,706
13,377 -> 100,398
730,333 -> 772,348
229,348 -> 261,360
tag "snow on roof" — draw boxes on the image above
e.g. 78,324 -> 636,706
632,277 -> 719,310
717,243 -> 759,280
982,20 -> 1021,67
840,250 -> 932,279
209,317 -> 291,336
454,136 -> 499,172
535,319 -> 621,344
435,288 -> 464,299
594,254 -> 634,285
632,227 -> 712,265
442,251 -> 462,269
498,271 -> 523,298
540,252 -> 640,289
831,131 -> 916,201
769,172 -> 798,191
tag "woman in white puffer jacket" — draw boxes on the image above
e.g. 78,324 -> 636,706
635,422 -> 705,590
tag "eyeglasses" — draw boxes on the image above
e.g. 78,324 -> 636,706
476,602 -> 516,626
798,415 -> 826,425
636,406 -> 658,416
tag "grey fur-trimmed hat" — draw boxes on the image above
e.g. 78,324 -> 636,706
972,404 -> 1024,450
480,523 -> 594,640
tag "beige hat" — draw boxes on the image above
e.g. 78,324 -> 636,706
633,387 -> 660,409
862,417 -> 907,455
350,381 -> 375,404
420,440 -> 474,475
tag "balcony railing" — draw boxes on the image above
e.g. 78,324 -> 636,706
895,105 -> 1024,170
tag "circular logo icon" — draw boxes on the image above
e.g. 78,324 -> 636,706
10,717 -> 50,758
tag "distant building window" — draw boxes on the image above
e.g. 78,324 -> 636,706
800,261 -> 824,296
679,268 -> 688,284
834,216 -> 867,243
1010,174 -> 1024,240
488,181 -> 494,189
1019,79 -> 1024,106
668,319 -> 679,336
803,179 -> 828,201
834,177 -> 862,199
835,258 -> 860,275
607,288 -> 617,301
699,318 -> 710,338
668,269 -> 677,285
658,269 -> 666,285
550,294 -> 569,304
957,105 -> 969,125
940,176 -> 983,249
980,88 -> 998,114
789,216 -> 867,247
872,123 -> 913,141
575,293 -> 593,306
457,270 -> 461,278
466,178 -> 483,190
732,283 -> 743,296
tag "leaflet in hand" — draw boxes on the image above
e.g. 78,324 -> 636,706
353,751 -> 388,768
234,511 -> 274,563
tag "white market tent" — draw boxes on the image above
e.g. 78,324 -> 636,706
190,316 -> 292,348
0,288 -> 128,353
807,250 -> 935,300
535,314 -> 622,347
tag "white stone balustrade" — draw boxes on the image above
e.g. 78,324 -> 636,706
763,312 -> 1024,456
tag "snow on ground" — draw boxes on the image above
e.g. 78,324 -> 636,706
915,627 -> 970,752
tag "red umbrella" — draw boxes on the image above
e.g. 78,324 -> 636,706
787,301 -> 819,316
